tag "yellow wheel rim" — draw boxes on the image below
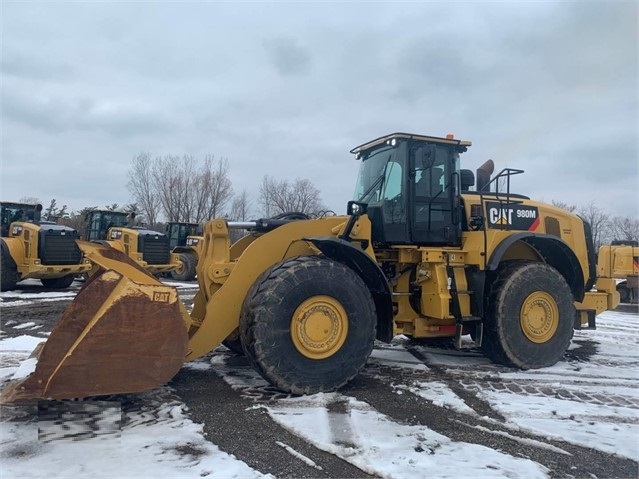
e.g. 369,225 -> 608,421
520,291 -> 559,343
290,295 -> 348,359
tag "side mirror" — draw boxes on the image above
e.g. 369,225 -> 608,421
460,169 -> 475,191
416,145 -> 437,169
33,204 -> 42,222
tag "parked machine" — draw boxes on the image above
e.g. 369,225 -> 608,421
0,201 -> 91,291
1,132 -> 620,403
83,210 -> 181,276
166,221 -> 202,281
598,240 -> 638,304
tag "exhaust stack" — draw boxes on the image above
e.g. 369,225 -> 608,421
476,159 -> 495,192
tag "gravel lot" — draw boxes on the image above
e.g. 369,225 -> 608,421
1,280 -> 638,478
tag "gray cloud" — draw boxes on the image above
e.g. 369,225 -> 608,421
2,91 -> 175,138
264,36 -> 312,76
0,1 -> 636,218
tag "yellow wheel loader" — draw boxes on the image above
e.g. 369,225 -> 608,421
598,240 -> 638,304
83,210 -> 182,276
166,221 -> 203,281
0,202 -> 92,291
1,133 -> 620,403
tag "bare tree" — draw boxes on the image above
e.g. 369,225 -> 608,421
229,189 -> 252,221
18,196 -> 41,205
608,216 -> 639,243
129,153 -> 234,223
552,200 -> 577,213
153,154 -> 198,222
128,152 -> 162,225
578,201 -> 611,250
259,176 -> 325,217
192,156 -> 233,222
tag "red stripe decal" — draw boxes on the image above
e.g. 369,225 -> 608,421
528,216 -> 540,231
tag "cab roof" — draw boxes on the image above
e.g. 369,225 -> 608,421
350,132 -> 472,155
1,201 -> 40,209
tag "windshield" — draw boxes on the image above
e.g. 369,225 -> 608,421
353,145 -> 394,203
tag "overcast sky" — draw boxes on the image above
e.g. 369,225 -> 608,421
1,1 -> 637,219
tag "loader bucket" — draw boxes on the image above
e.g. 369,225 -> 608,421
0,241 -> 189,404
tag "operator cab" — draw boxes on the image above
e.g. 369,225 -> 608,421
0,202 -> 43,237
352,133 -> 471,246
85,210 -> 131,241
166,222 -> 200,250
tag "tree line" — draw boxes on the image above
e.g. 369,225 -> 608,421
19,153 -> 329,233
17,153 -> 638,250
127,153 -> 331,226
552,200 -> 639,250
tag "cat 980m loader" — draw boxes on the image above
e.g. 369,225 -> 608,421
83,210 -> 182,276
0,201 -> 92,291
599,240 -> 638,303
1,132 -> 620,403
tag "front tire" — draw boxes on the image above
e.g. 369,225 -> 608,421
1,247 -> 19,291
482,261 -> 575,369
171,253 -> 197,281
222,329 -> 244,355
41,274 -> 76,289
239,256 -> 377,395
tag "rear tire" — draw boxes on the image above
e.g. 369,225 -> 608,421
171,253 -> 196,281
617,282 -> 630,303
239,256 -> 377,395
1,247 -> 19,291
41,274 -> 76,289
482,261 -> 575,369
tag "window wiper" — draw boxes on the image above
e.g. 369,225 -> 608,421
358,175 -> 385,202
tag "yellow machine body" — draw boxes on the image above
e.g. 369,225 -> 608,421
2,222 -> 92,281
1,201 -> 92,290
597,242 -> 639,303
100,225 -> 183,275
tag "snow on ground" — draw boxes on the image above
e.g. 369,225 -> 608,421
0,283 -> 637,478
265,393 -> 549,478
0,340 -> 267,479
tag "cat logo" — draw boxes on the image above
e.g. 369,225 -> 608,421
153,292 -> 171,303
486,202 -> 539,231
490,208 -> 513,225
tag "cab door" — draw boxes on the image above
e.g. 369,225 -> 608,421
410,144 -> 461,246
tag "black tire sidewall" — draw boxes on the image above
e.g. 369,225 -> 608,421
171,253 -> 196,281
41,274 -> 75,289
222,329 -> 244,355
617,283 -> 629,303
0,247 -> 18,291
487,263 -> 575,369
241,257 -> 376,394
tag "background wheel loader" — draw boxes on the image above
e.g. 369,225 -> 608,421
83,210 -> 182,276
166,221 -> 203,281
1,132 -> 621,403
0,201 -> 92,291
598,240 -> 638,304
